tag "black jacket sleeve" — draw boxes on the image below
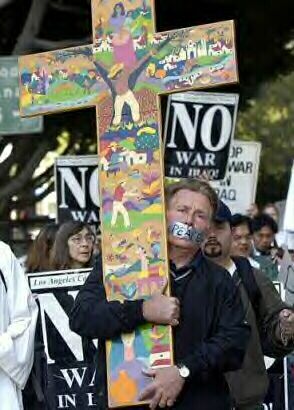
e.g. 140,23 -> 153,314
181,271 -> 251,378
69,256 -> 146,340
254,269 -> 294,357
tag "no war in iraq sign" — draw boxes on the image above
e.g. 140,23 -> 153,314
210,140 -> 261,214
164,91 -> 239,180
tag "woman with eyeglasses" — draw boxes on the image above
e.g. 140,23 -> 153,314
50,221 -> 98,394
50,221 -> 95,270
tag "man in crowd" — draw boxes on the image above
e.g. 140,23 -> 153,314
230,213 -> 259,268
251,214 -> 280,280
203,201 -> 294,410
70,179 -> 250,409
0,240 -> 38,410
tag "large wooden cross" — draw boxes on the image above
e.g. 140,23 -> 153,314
18,1 -> 238,407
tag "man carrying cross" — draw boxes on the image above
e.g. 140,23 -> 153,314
70,179 -> 250,409
18,0 -> 242,407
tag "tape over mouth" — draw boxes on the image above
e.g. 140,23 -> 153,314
168,221 -> 205,244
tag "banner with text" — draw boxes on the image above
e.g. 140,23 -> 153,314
164,92 -> 239,180
0,56 -> 43,135
210,140 -> 261,214
27,268 -> 99,409
55,155 -> 100,226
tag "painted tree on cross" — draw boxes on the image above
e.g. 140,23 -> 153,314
18,0 -> 238,406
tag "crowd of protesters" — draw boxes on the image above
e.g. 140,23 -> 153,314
0,181 -> 294,410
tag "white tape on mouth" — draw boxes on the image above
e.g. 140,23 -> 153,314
168,222 -> 204,244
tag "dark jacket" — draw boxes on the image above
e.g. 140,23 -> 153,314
69,253 -> 250,410
225,256 -> 293,407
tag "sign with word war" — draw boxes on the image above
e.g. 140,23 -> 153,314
164,91 -> 239,180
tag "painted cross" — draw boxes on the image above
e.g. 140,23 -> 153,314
18,0 -> 238,407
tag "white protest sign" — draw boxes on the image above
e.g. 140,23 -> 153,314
283,160 -> 294,233
211,140 -> 261,214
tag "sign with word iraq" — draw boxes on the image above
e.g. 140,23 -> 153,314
55,155 -> 100,226
210,140 -> 261,214
27,268 -> 99,409
164,92 -> 239,180
0,56 -> 43,135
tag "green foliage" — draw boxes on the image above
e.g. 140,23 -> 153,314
237,71 -> 294,203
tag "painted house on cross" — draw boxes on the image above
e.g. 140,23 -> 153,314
120,150 -> 147,166
197,38 -> 208,57
186,40 -> 197,60
208,40 -> 232,56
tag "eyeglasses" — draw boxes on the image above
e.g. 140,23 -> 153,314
69,234 -> 95,245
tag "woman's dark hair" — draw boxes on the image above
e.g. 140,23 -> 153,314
112,2 -> 125,17
26,223 -> 59,272
50,221 -> 94,270
231,213 -> 253,234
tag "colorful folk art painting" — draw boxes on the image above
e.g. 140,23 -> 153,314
18,1 -> 238,407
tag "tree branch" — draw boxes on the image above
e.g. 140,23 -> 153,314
0,0 -> 13,7
32,36 -> 91,51
50,1 -> 88,15
12,180 -> 55,209
0,139 -> 51,205
13,0 -> 50,54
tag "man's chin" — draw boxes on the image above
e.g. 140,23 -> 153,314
203,247 -> 222,259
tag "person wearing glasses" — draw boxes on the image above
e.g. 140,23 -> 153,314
50,221 -> 97,367
50,221 -> 95,270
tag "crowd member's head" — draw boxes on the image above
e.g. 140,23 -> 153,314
246,203 -> 259,219
230,214 -> 253,258
251,214 -> 278,255
165,179 -> 217,260
262,203 -> 280,225
26,223 -> 59,272
202,200 -> 232,265
50,221 -> 95,270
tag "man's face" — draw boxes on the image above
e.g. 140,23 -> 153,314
203,220 -> 232,260
166,189 -> 212,250
231,223 -> 252,258
253,226 -> 275,253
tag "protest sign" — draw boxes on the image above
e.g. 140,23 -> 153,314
27,268 -> 99,409
164,91 -> 239,180
210,140 -> 261,214
55,156 -> 100,226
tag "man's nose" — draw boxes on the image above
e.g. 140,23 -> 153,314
185,212 -> 194,225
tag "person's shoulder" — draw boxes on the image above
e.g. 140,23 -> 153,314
201,256 -> 232,283
0,240 -> 12,253
0,241 -> 16,263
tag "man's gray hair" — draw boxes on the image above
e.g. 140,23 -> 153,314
165,179 -> 218,216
